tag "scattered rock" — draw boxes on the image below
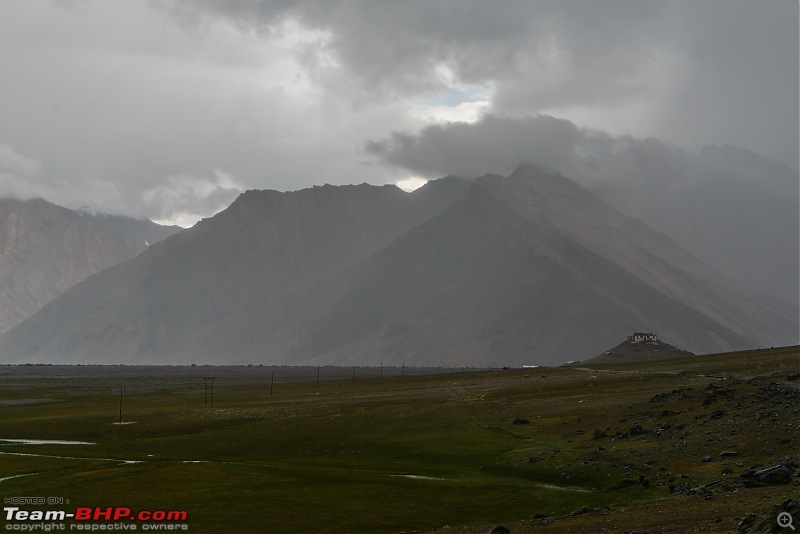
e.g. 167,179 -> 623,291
719,451 -> 738,458
710,409 -> 726,419
740,464 -> 795,488
739,497 -> 800,533
737,513 -> 756,532
569,506 -> 596,516
592,429 -> 607,439
677,478 -> 737,496
629,423 -> 649,436
787,373 -> 799,381
701,456 -> 713,463
703,384 -> 733,406
527,456 -> 540,463
489,525 -> 510,534
512,418 -> 530,425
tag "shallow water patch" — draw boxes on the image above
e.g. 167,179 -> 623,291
0,438 -> 95,445
390,474 -> 447,481
0,399 -> 52,406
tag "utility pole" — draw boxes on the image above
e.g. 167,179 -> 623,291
210,377 -> 214,407
316,366 -> 320,388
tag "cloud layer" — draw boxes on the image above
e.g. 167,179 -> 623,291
0,0 -> 795,224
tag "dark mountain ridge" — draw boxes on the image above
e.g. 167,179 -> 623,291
288,166 -> 795,366
0,169 -> 794,366
0,178 -> 471,363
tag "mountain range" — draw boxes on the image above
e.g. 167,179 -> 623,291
0,166 -> 794,366
0,198 -> 179,333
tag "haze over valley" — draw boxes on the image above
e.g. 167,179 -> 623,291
0,0 -> 796,366
0,158 -> 795,366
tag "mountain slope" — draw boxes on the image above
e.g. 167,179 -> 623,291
0,198 -> 144,332
0,178 -> 470,363
579,142 -> 799,303
288,166 -> 797,366
80,212 -> 182,247
0,169 -> 793,366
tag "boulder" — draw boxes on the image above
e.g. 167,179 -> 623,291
740,464 -> 794,488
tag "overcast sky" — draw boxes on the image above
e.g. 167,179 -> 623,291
0,0 -> 796,226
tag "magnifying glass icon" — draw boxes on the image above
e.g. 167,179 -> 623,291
778,512 -> 795,530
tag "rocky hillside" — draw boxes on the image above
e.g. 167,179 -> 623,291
1,169 -> 793,366
0,198 -> 145,331
291,166 -> 796,366
0,178 -> 470,363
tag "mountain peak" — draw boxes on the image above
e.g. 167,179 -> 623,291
0,170 -> 794,366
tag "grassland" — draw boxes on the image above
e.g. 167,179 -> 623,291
0,346 -> 798,533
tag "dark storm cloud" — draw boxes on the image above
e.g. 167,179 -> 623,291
160,0 -> 664,102
0,1 -> 795,225
365,114 -> 584,178
363,112 -> 692,194
167,0 -> 798,169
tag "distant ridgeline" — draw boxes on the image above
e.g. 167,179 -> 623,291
585,332 -> 695,364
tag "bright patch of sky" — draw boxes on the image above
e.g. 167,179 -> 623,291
395,176 -> 428,192
410,63 -> 493,122
411,76 -> 493,124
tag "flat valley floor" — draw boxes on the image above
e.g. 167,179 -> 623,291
0,346 -> 798,533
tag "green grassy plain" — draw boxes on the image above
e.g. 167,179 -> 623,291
0,346 -> 798,533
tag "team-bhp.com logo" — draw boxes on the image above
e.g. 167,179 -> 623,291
4,506 -> 188,531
